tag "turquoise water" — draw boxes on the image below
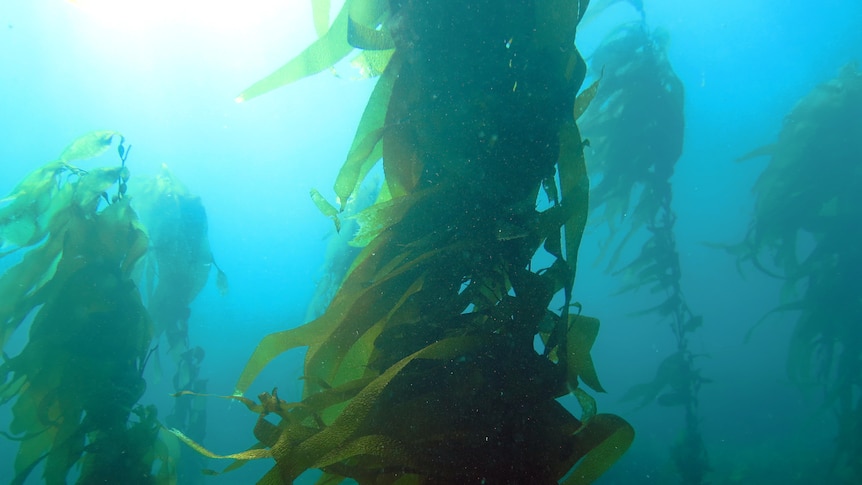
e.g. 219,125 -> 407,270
1,1 -> 861,483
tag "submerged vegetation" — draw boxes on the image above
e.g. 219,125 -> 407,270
3,2 -> 860,485
133,165 -> 227,485
0,132 -> 224,483
578,14 -> 709,484
732,62 -> 862,483
0,131 -> 168,483
177,0 -> 634,483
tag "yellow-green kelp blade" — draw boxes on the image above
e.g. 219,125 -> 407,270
235,3 -> 352,103
57,130 -> 122,163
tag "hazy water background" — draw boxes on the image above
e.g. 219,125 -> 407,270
1,1 -> 861,483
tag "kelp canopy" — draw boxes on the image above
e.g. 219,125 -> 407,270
182,0 -> 633,483
734,62 -> 862,482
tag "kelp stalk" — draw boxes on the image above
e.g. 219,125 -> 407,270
187,0 -> 634,483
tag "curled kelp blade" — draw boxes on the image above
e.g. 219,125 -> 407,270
57,130 -> 122,163
333,55 -> 399,209
564,414 -> 635,485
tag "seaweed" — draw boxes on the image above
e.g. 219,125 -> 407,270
130,163 -> 227,484
730,62 -> 862,482
177,0 -> 634,483
577,16 -> 709,484
132,164 -> 227,359
0,132 -> 174,483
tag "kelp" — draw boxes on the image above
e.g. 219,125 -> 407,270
184,0 -> 633,483
131,163 -> 226,484
578,17 -> 709,484
132,164 -> 227,360
0,132 -> 175,483
235,0 -> 393,103
579,21 -> 684,264
730,62 -> 862,482
306,176 -> 382,322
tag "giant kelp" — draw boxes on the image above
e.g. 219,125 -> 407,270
579,21 -> 684,263
733,62 -> 862,482
179,0 -> 634,483
578,17 -> 709,484
133,164 -> 228,361
0,132 -> 174,483
132,164 -> 227,485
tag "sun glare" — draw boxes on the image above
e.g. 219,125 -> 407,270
65,0 -> 288,32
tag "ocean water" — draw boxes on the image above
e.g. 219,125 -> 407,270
1,1 -> 861,484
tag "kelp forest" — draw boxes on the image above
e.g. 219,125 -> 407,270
0,0 -> 860,484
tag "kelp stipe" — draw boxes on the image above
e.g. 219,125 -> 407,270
180,0 -> 633,483
578,15 -> 709,484
0,132 -> 176,483
730,62 -> 862,483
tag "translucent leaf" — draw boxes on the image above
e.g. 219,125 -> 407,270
57,130 -> 121,163
312,0 -> 331,36
235,3 -> 352,102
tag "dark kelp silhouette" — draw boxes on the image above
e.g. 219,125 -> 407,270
132,164 -> 227,485
173,0 -> 634,483
578,17 -> 710,484
0,132 -> 176,483
731,62 -> 862,483
134,165 -> 228,362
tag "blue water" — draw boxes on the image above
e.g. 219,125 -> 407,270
1,1 -> 861,483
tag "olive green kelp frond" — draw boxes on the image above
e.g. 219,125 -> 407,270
0,131 -> 170,484
178,1 -> 633,483
731,62 -> 862,482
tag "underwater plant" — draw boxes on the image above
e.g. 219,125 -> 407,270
732,62 -> 862,483
0,132 -> 175,483
305,175 -> 381,322
131,164 -> 227,485
578,19 -> 709,484
133,165 -> 228,362
175,0 -> 636,483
